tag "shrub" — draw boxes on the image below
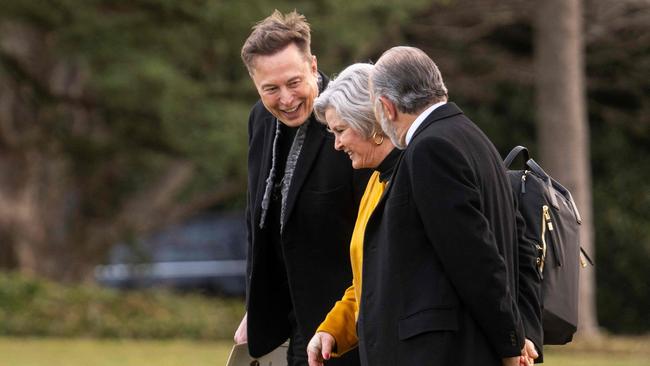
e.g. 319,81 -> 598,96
0,272 -> 245,339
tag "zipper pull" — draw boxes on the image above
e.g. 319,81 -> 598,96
543,205 -> 554,231
536,244 -> 545,276
521,173 -> 527,194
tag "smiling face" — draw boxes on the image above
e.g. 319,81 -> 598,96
250,43 -> 319,127
325,108 -> 383,169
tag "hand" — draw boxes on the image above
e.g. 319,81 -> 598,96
234,313 -> 248,344
502,338 -> 539,366
307,332 -> 336,366
521,338 -> 539,365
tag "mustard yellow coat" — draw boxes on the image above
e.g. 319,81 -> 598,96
316,171 -> 386,356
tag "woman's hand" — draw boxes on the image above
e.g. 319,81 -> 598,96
307,331 -> 336,366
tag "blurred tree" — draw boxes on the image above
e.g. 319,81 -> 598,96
0,0 -> 647,335
0,1 -> 252,281
0,0 -> 431,281
535,0 -> 599,338
585,0 -> 650,334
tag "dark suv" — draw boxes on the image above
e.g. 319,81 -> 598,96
94,210 -> 247,296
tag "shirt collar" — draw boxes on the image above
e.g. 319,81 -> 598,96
405,101 -> 446,146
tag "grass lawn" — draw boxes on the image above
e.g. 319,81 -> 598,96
543,336 -> 650,366
0,338 -> 232,366
1,335 -> 649,365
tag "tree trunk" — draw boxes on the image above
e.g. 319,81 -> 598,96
535,0 -> 600,338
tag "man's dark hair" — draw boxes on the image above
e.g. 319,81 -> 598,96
241,10 -> 312,74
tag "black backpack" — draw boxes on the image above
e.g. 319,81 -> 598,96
504,146 -> 593,345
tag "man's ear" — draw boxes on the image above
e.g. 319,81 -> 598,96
310,55 -> 318,75
379,96 -> 397,121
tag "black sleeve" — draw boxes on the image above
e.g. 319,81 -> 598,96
515,199 -> 544,361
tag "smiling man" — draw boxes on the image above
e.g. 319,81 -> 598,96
235,10 -> 367,366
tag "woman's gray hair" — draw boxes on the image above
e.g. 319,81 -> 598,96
371,46 -> 448,114
314,63 -> 377,139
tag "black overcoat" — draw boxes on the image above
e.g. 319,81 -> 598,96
358,103 -> 538,366
245,78 -> 369,364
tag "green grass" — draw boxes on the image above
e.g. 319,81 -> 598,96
0,337 -> 232,366
0,335 -> 649,365
543,336 -> 650,366
545,353 -> 649,366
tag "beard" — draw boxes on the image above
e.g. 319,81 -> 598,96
375,99 -> 406,149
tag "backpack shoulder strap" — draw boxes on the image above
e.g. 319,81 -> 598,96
526,158 -> 561,210
504,145 -> 530,168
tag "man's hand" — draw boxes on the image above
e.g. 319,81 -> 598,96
521,338 -> 539,365
234,313 -> 248,344
502,338 -> 539,366
307,332 -> 336,366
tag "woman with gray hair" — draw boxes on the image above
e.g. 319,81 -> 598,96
306,63 -> 399,366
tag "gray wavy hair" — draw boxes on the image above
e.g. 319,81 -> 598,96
314,63 -> 378,139
370,46 -> 448,114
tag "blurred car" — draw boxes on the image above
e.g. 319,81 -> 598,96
94,210 -> 247,296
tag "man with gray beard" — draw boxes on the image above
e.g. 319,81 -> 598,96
359,46 -> 541,366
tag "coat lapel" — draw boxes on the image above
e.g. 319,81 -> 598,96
281,119 -> 325,231
280,72 -> 329,231
365,148 -> 405,234
410,102 -> 463,142
365,103 -> 462,239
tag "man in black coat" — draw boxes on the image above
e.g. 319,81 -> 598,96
235,10 -> 367,366
359,46 -> 541,365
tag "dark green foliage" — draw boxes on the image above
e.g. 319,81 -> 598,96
588,24 -> 650,333
0,0 -> 648,335
0,273 -> 245,339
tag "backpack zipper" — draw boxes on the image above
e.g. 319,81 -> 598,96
543,205 -> 562,267
539,206 -> 548,274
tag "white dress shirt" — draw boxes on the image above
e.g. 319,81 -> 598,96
405,101 -> 447,146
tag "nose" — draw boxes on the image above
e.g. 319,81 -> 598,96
279,87 -> 293,106
334,135 -> 343,151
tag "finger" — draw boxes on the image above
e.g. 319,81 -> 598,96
321,334 -> 336,360
307,337 -> 323,366
524,339 -> 538,358
308,355 -> 324,366
307,347 -> 324,366
307,352 -> 324,366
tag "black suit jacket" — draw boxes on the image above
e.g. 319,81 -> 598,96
245,84 -> 369,362
358,103 -> 532,366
